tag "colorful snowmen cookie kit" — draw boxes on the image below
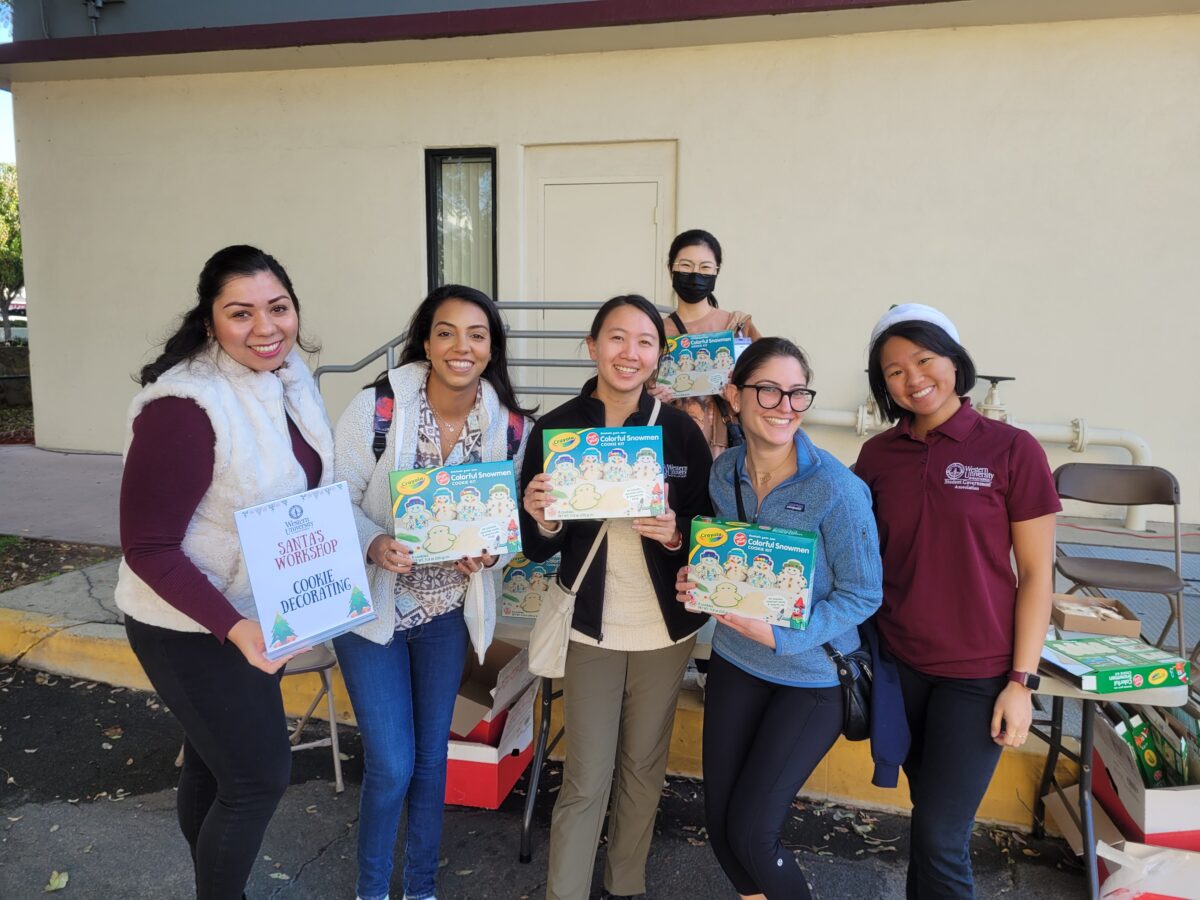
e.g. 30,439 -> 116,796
685,516 -> 818,629
656,330 -> 737,398
542,426 -> 666,521
390,461 -> 522,564
500,553 -> 561,618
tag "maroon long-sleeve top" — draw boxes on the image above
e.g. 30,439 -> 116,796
119,396 -> 322,641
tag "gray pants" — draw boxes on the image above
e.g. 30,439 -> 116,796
546,636 -> 697,900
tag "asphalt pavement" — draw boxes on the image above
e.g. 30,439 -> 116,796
0,665 -> 1086,900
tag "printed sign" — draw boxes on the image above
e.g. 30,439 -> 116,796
235,482 -> 376,660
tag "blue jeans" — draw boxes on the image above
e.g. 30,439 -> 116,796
334,610 -> 469,900
896,660 -> 1007,900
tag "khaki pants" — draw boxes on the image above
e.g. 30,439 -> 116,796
546,636 -> 696,900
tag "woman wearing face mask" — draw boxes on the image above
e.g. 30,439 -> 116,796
117,245 -> 333,899
331,285 -> 535,900
651,229 -> 762,458
675,338 -> 883,900
855,304 -> 1058,899
520,295 -> 713,900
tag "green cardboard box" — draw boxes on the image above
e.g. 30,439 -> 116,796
1041,636 -> 1190,694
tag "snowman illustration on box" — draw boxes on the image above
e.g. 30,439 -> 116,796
456,485 -> 487,521
398,496 -> 433,531
431,487 -> 457,521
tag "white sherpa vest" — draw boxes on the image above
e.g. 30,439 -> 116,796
114,345 -> 334,633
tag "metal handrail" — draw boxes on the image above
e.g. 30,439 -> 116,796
313,299 -> 672,394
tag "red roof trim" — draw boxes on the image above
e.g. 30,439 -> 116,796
0,0 -> 950,65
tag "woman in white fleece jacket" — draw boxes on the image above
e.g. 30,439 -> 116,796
332,285 -> 534,900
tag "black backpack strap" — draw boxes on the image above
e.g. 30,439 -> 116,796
669,312 -> 687,335
371,381 -> 395,462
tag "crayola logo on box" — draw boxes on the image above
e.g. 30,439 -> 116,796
392,471 -> 430,497
1148,667 -> 1168,685
694,526 -> 729,548
547,432 -> 580,454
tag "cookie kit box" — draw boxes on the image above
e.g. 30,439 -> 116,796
390,461 -> 522,564
656,330 -> 737,398
1040,636 -> 1190,694
500,552 -> 560,618
684,516 -> 818,629
542,426 -> 665,521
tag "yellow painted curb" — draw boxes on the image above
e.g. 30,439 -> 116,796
546,684 -> 1079,830
0,608 -> 63,663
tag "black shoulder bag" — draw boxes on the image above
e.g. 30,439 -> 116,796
669,313 -> 744,449
733,469 -> 871,741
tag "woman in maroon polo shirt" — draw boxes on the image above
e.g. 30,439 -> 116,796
854,304 -> 1060,899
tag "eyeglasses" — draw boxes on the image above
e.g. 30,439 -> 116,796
739,383 -> 817,412
671,261 -> 720,276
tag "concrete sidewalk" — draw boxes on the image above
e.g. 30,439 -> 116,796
0,445 -> 122,546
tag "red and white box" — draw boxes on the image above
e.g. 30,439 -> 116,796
450,640 -> 533,743
445,679 -> 538,809
1093,710 -> 1200,852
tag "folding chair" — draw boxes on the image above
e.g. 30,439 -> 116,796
283,643 -> 345,793
1053,463 -> 1186,656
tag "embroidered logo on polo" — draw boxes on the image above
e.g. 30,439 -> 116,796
944,462 -> 994,491
664,464 -> 688,479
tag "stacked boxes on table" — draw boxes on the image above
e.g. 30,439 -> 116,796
445,640 -> 538,809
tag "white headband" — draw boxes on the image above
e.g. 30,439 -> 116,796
869,303 -> 960,346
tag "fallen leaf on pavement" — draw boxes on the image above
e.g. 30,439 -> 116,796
44,870 -> 69,892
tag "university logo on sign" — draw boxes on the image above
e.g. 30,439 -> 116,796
944,462 -> 994,491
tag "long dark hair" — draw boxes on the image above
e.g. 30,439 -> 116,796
667,228 -> 723,308
370,284 -> 535,417
729,336 -> 813,388
867,320 -> 976,423
137,245 -> 316,386
588,294 -> 667,352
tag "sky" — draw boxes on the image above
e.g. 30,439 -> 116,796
0,23 -> 15,164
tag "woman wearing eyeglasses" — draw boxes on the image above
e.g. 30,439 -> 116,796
675,337 -> 882,900
653,229 -> 762,458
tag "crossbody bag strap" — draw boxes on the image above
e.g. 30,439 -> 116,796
669,312 -> 687,335
734,464 -> 751,523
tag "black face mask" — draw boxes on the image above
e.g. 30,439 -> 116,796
672,271 -> 717,304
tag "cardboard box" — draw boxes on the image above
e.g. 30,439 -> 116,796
1052,593 -> 1142,638
1041,636 -> 1190,694
684,516 -> 818,629
1092,709 -> 1200,852
390,461 -> 522,564
450,640 -> 534,739
542,426 -> 665,521
500,552 -> 559,618
445,679 -> 538,809
1043,783 -> 1123,857
656,330 -> 737,397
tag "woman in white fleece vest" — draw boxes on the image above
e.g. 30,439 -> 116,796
331,285 -> 534,900
116,246 -> 334,900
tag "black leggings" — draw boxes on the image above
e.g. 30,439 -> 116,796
126,617 -> 292,900
702,652 -> 844,899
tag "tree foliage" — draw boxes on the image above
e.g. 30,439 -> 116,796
0,163 -> 21,342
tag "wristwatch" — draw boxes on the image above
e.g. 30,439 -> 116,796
1007,669 -> 1041,691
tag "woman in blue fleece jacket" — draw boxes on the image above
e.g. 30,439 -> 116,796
676,337 -> 883,900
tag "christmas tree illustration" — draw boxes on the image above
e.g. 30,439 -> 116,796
348,586 -> 371,618
270,613 -> 297,647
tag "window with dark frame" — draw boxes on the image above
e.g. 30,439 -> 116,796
425,149 -> 497,298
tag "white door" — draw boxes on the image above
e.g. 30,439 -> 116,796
519,141 -> 676,404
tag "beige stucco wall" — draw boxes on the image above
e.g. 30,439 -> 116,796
14,13 -> 1200,517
